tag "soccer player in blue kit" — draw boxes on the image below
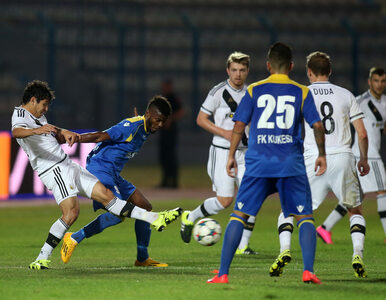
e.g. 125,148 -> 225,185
208,42 -> 326,284
60,95 -> 181,267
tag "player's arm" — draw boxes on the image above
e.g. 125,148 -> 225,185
352,118 -> 370,176
226,121 -> 245,177
78,131 -> 111,143
12,124 -> 57,138
196,110 -> 232,141
312,121 -> 327,176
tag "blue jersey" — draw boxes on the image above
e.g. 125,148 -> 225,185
234,74 -> 320,177
87,116 -> 150,175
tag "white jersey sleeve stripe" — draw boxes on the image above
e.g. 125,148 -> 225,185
201,105 -> 213,114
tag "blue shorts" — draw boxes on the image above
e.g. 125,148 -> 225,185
235,174 -> 312,217
86,161 -> 136,211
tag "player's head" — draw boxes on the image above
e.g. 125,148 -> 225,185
306,51 -> 332,82
266,42 -> 293,74
226,51 -> 250,89
22,80 -> 55,118
368,67 -> 385,99
145,95 -> 172,133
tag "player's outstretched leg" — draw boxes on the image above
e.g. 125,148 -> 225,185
151,207 -> 183,232
180,210 -> 194,243
61,232 -> 78,264
269,249 -> 292,277
317,204 -> 348,244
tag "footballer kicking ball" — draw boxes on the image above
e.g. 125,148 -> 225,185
193,218 -> 222,246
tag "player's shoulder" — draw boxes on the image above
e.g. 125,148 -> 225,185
121,116 -> 144,126
112,116 -> 144,133
208,80 -> 227,97
12,107 -> 30,124
12,106 -> 26,118
355,90 -> 371,104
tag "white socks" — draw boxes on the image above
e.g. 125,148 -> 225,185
323,204 -> 347,231
188,197 -> 224,223
350,214 -> 366,258
277,212 -> 294,253
238,216 -> 256,250
36,218 -> 69,260
130,206 -> 158,224
105,197 -> 127,216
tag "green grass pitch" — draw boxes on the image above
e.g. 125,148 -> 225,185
0,193 -> 385,300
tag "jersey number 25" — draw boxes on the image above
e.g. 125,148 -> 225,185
257,94 -> 295,129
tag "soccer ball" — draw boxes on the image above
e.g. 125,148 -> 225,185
193,218 -> 222,246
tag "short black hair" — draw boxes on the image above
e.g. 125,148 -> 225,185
267,42 -> 292,71
147,95 -> 172,117
306,51 -> 331,76
22,80 -> 55,104
369,67 -> 385,79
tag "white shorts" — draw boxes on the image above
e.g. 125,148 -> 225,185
305,152 -> 362,209
39,158 -> 99,205
207,145 -> 246,197
355,157 -> 386,194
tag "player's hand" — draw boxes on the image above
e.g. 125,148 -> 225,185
62,130 -> 80,147
34,124 -> 57,135
357,160 -> 370,176
222,129 -> 233,142
134,107 -> 138,116
314,155 -> 326,176
226,157 -> 237,178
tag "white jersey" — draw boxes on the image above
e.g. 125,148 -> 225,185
352,91 -> 386,159
303,81 -> 364,155
200,79 -> 248,149
11,106 -> 68,175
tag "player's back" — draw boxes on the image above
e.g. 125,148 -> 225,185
304,82 -> 363,155
234,74 -> 320,177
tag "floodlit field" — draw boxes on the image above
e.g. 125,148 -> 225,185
0,192 -> 385,300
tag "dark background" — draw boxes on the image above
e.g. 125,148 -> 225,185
1,0 -> 385,164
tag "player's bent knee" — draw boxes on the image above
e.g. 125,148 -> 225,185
91,182 -> 115,205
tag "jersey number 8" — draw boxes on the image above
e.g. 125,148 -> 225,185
320,101 -> 335,135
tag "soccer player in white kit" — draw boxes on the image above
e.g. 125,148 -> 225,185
317,67 -> 386,244
271,52 -> 370,278
180,52 -> 257,254
12,80 -> 182,270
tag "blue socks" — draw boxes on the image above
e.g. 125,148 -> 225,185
297,217 -> 316,272
218,213 -> 246,276
135,220 -> 151,262
72,213 -> 122,243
